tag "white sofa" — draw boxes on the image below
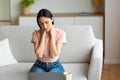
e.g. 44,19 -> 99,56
0,25 -> 103,80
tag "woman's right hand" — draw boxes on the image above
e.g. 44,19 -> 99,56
40,29 -> 46,37
34,29 -> 46,58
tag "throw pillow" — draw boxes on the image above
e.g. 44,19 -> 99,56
0,39 -> 17,67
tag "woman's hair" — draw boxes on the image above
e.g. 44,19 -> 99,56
37,9 -> 54,28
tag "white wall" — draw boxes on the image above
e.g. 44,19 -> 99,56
0,0 -> 11,25
10,0 -> 22,24
30,0 -> 94,13
10,0 -> 95,24
0,0 -> 10,20
105,0 -> 120,64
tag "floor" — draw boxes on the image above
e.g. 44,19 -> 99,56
101,64 -> 120,80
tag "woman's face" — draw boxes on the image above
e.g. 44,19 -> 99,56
39,16 -> 53,32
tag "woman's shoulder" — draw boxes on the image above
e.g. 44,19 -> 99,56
32,29 -> 40,36
55,27 -> 65,33
33,29 -> 40,33
55,27 -> 66,38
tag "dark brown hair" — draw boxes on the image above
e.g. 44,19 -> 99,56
37,9 -> 54,28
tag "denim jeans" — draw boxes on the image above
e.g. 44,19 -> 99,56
30,59 -> 65,72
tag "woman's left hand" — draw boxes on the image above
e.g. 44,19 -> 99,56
50,27 -> 56,40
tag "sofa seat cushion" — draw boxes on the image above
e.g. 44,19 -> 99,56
63,63 -> 89,80
0,63 -> 33,80
0,63 -> 89,80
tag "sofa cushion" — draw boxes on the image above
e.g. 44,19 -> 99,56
0,63 -> 32,80
0,25 -> 38,62
0,63 -> 88,80
64,63 -> 89,80
59,25 -> 96,63
0,39 -> 17,67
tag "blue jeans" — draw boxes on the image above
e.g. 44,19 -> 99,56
30,59 -> 65,72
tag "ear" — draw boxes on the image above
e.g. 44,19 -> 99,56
51,17 -> 54,22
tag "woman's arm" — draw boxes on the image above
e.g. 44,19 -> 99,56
50,40 -> 63,58
49,28 -> 63,58
34,31 -> 46,58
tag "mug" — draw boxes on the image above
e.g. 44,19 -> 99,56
64,72 -> 72,80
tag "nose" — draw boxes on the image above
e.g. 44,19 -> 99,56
42,23 -> 46,27
43,23 -> 47,29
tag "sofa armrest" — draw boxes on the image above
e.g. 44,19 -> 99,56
88,39 -> 103,80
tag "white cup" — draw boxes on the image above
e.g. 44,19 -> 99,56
64,72 -> 72,80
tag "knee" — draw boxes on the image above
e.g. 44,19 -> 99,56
30,67 -> 45,72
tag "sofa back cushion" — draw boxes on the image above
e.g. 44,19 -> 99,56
58,25 -> 96,63
0,25 -> 96,63
0,25 -> 38,62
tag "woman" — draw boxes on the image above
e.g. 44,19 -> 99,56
30,9 -> 67,72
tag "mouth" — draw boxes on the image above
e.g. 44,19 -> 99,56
44,28 -> 50,32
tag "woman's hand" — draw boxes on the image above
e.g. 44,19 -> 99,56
50,27 -> 56,40
49,27 -> 58,58
40,29 -> 46,35
34,29 -> 46,58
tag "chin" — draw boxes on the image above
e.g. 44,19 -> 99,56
46,29 -> 50,32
